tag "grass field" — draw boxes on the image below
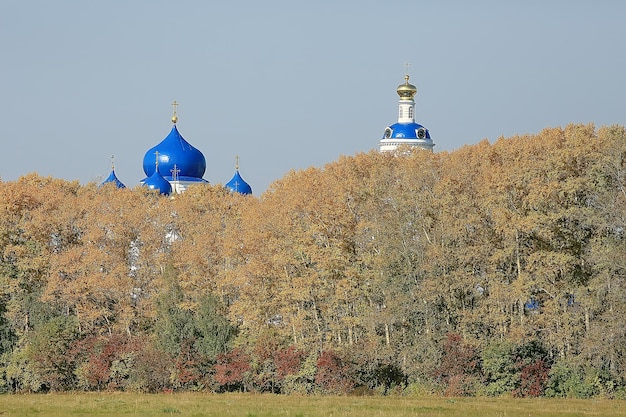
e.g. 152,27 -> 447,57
0,392 -> 624,417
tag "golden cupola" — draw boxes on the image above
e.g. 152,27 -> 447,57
396,74 -> 417,100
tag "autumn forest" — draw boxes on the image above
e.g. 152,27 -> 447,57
0,124 -> 625,397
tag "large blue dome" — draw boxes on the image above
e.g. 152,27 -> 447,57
225,170 -> 252,195
142,125 -> 206,182
383,122 -> 431,140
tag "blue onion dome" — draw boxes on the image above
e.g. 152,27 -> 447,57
383,122 -> 431,140
142,108 -> 207,183
100,169 -> 126,188
143,166 -> 172,195
100,157 -> 126,188
226,170 -> 252,195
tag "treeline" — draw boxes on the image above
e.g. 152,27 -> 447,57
0,123 -> 625,397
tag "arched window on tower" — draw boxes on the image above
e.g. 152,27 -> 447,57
398,106 -> 403,118
409,107 -> 413,119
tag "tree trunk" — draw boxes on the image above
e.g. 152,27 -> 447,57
385,323 -> 390,346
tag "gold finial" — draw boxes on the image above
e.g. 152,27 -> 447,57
110,154 -> 115,170
154,151 -> 160,168
171,100 -> 179,124
397,63 -> 417,99
235,155 -> 240,171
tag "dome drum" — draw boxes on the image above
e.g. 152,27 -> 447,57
382,123 -> 431,140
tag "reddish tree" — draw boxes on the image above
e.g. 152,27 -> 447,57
315,350 -> 355,394
433,333 -> 481,396
172,340 -> 208,389
70,334 -> 172,392
514,359 -> 550,397
214,348 -> 251,391
72,334 -> 142,390
511,340 -> 551,397
274,346 -> 305,380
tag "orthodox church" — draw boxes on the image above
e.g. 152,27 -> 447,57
101,101 -> 252,196
101,71 -> 433,193
379,73 -> 434,152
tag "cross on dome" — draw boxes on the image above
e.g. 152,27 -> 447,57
225,155 -> 252,195
141,102 -> 208,192
171,164 -> 180,181
100,154 -> 126,189
171,100 -> 179,124
378,65 -> 434,152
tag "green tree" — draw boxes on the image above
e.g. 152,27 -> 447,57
22,316 -> 79,391
153,263 -> 235,389
481,339 -> 518,395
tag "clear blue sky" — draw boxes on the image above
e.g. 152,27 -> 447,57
1,1 -> 624,193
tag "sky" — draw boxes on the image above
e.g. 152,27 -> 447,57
1,1 -> 625,194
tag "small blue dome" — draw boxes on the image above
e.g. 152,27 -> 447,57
225,170 -> 252,195
143,169 -> 172,195
100,169 -> 126,188
382,122 -> 431,140
142,125 -> 206,182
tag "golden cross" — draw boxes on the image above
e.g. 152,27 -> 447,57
154,151 -> 160,167
235,155 -> 240,170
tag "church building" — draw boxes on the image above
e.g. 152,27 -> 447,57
101,72 -> 433,193
379,74 -> 434,152
101,101 -> 252,196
